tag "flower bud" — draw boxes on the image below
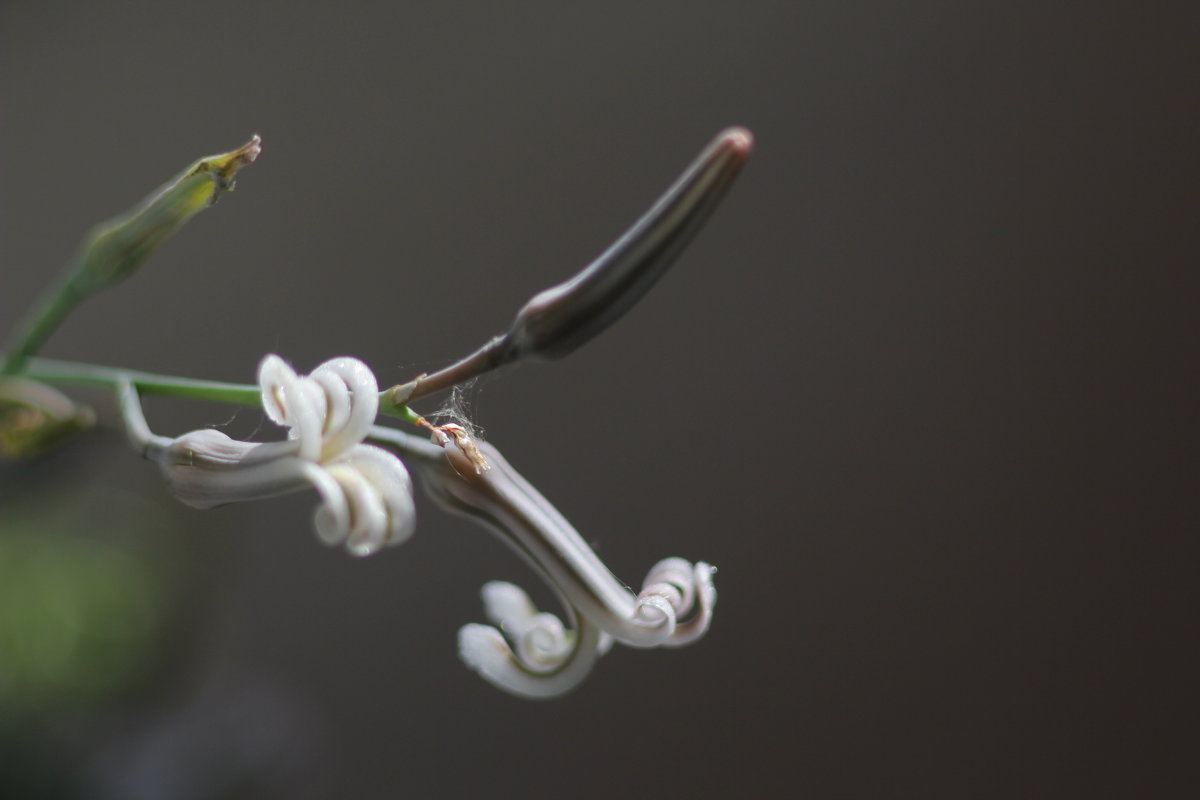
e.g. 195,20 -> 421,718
70,135 -> 261,296
0,377 -> 94,458
384,127 -> 753,405
1,136 -> 261,374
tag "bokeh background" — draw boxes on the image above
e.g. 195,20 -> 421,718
2,1 -> 1198,797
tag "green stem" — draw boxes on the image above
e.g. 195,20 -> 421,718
1,284 -> 85,374
8,356 -> 424,425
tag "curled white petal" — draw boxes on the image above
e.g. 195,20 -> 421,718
342,444 -> 416,553
633,592 -> 677,641
306,461 -> 352,546
128,355 -> 417,558
481,581 -> 572,666
644,557 -> 697,611
308,357 -> 379,459
257,355 -> 379,462
305,445 -> 416,557
668,562 -> 717,646
258,356 -> 326,461
255,355 -> 413,555
458,583 -> 603,700
635,558 -> 718,648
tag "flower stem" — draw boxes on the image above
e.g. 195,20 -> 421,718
10,356 -> 424,425
1,285 -> 85,374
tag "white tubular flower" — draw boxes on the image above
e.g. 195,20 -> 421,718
122,355 -> 415,557
405,431 -> 716,697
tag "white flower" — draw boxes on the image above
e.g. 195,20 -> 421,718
126,355 -> 415,557
413,432 -> 716,698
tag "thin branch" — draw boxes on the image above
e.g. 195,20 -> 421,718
13,356 -> 423,425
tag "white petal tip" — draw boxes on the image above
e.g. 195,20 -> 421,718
458,623 -> 507,671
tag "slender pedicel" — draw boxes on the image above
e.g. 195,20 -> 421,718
386,127 -> 753,406
15,355 -> 423,426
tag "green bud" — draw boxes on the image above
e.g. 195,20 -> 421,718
2,136 -> 261,374
0,377 -> 95,458
69,135 -> 261,295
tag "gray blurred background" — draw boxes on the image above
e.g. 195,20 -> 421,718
2,1 -> 1198,797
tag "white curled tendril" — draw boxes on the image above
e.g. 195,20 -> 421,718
402,431 -> 717,698
456,582 -> 608,700
121,354 -> 415,557
632,557 -> 717,648
479,582 -> 574,667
